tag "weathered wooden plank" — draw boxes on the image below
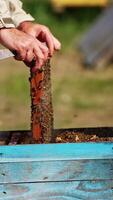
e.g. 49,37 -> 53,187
0,180 -> 113,200
0,159 -> 113,183
0,159 -> 113,184
0,143 -> 113,162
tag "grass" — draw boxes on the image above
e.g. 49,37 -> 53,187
0,74 -> 29,101
54,77 -> 113,110
76,78 -> 113,95
52,52 -> 113,128
0,59 -> 30,130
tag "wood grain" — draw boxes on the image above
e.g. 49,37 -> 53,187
0,181 -> 113,200
0,137 -> 113,199
0,159 -> 113,184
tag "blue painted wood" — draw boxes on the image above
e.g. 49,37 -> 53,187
0,141 -> 113,199
0,159 -> 113,184
0,143 -> 113,162
0,181 -> 113,200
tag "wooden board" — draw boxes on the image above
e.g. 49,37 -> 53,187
0,143 -> 113,162
0,159 -> 113,184
0,181 -> 113,200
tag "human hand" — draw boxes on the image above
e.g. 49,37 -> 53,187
18,21 -> 61,57
0,28 -> 49,69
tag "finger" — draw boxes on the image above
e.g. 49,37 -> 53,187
33,41 -> 45,60
42,48 -> 48,60
14,49 -> 26,61
38,41 -> 49,60
52,36 -> 61,50
37,58 -> 44,69
25,49 -> 34,63
33,45 -> 45,69
33,57 -> 44,70
43,31 -> 54,56
38,41 -> 48,52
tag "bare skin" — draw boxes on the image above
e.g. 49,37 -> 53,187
18,21 -> 61,56
0,22 -> 61,69
0,28 -> 49,68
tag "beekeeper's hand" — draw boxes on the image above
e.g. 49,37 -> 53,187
0,28 -> 49,68
18,21 -> 61,57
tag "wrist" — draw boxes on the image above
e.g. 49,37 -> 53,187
0,28 -> 16,41
18,21 -> 34,31
0,27 -> 9,38
0,27 -> 15,34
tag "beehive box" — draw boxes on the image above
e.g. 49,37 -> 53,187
0,128 -> 113,200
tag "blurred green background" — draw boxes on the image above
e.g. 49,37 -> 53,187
23,0 -> 101,50
0,0 -> 113,131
